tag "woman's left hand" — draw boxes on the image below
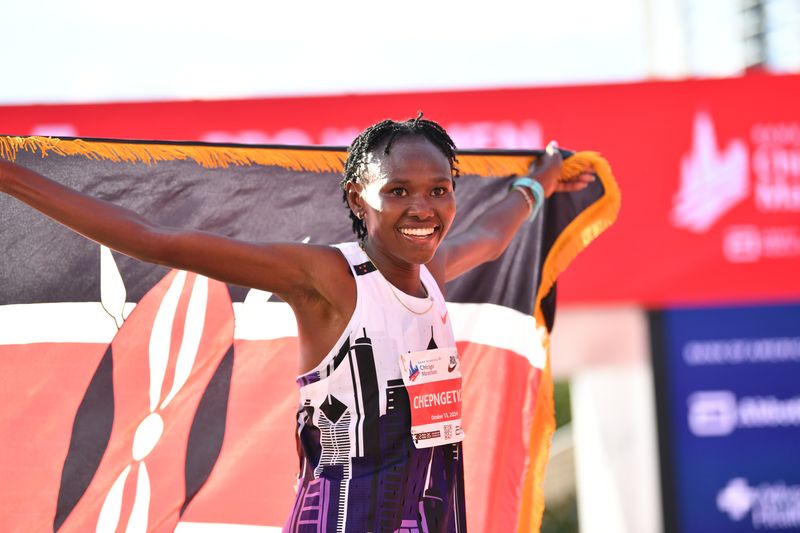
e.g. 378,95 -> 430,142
529,141 -> 596,198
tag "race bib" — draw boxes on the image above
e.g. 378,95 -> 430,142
399,347 -> 465,449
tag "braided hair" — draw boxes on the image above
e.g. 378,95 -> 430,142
340,114 -> 459,240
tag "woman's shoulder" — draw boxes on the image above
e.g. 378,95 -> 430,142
300,242 -> 357,300
301,242 -> 355,274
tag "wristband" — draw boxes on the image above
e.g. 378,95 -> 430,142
509,177 -> 545,221
512,186 -> 534,215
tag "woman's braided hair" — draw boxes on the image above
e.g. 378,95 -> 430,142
340,113 -> 459,240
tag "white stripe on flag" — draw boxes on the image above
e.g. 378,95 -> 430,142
232,301 -> 298,340
0,301 -> 545,369
449,303 -> 546,369
174,523 -> 281,533
0,302 -> 135,344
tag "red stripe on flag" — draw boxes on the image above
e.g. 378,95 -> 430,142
181,337 -> 299,525
459,340 -> 542,533
58,272 -> 234,533
0,342 -> 108,532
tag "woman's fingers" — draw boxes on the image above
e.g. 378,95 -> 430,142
571,171 -> 596,183
556,181 -> 591,192
555,172 -> 596,192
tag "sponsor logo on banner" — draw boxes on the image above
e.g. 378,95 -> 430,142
30,123 -> 79,137
683,336 -> 800,366
718,478 -> 800,529
29,118 -> 543,151
672,112 -> 750,233
687,391 -> 738,437
672,112 -> 800,263
688,390 -> 800,437
200,120 -> 543,149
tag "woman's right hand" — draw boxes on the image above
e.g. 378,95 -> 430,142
528,141 -> 595,198
528,141 -> 564,198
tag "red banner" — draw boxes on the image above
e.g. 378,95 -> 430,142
4,74 -> 798,305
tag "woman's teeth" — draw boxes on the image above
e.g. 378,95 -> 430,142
400,227 -> 435,237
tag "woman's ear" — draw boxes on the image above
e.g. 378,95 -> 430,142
345,181 -> 365,220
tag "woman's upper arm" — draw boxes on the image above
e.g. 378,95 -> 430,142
152,229 -> 340,300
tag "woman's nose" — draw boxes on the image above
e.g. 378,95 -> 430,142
406,195 -> 434,218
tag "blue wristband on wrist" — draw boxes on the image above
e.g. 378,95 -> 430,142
509,177 -> 545,221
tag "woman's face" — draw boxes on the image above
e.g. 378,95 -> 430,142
348,135 -> 456,267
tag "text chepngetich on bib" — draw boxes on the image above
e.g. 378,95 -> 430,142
399,347 -> 465,448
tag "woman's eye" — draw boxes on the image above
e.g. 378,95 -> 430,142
432,187 -> 449,197
389,188 -> 407,197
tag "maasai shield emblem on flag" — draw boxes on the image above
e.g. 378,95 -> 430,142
0,136 -> 619,533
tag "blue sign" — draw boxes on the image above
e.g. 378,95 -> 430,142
652,303 -> 800,533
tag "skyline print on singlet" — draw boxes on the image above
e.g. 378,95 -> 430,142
285,243 -> 466,533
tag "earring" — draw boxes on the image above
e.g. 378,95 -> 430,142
357,211 -> 364,220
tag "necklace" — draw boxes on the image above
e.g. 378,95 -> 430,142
359,242 -> 434,315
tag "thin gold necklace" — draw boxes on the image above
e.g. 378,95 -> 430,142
359,242 -> 434,315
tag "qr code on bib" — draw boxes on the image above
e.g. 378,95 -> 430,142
444,424 -> 453,440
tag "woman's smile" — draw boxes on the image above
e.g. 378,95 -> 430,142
352,135 -> 457,268
398,226 -> 437,238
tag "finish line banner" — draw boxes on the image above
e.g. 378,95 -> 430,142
0,138 -> 618,532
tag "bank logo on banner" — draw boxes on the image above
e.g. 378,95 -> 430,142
687,390 -> 738,437
717,477 -> 800,529
672,111 -> 800,264
688,390 -> 800,437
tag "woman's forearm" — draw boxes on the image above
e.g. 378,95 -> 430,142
0,160 -> 331,297
1,160 -> 167,263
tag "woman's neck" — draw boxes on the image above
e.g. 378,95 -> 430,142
360,240 -> 426,298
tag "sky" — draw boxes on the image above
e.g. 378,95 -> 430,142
0,0 -> 663,104
2,0 -> 792,105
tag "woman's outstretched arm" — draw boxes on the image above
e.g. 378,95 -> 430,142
432,143 -> 595,283
0,160 -> 336,301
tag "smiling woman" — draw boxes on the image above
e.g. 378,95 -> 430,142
0,115 -> 593,532
345,127 -> 457,289
282,116 -> 592,532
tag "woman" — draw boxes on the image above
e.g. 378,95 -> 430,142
0,116 -> 592,532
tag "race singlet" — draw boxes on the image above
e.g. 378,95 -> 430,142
399,347 -> 465,448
